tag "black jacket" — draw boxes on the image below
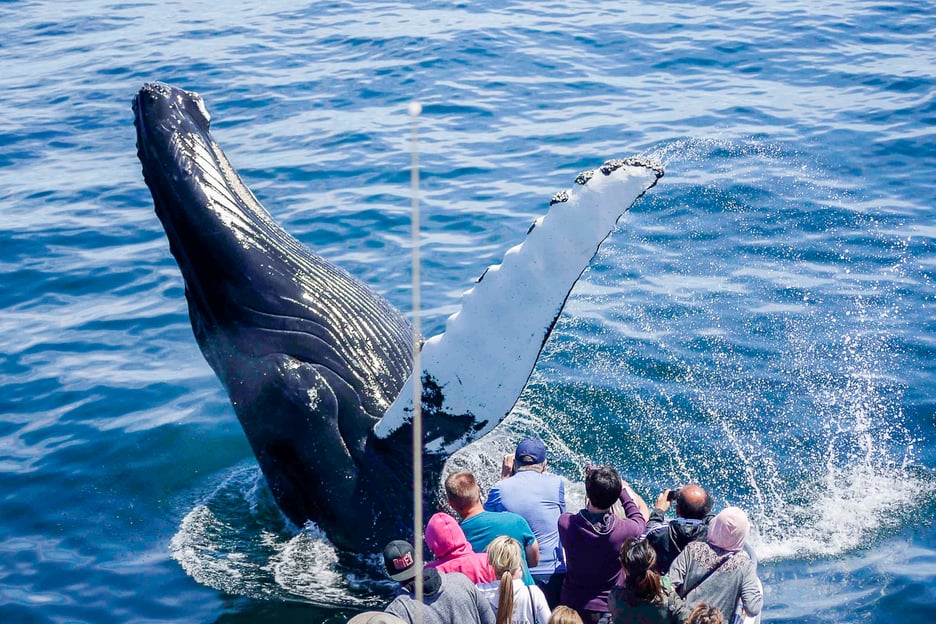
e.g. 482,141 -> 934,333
643,509 -> 714,573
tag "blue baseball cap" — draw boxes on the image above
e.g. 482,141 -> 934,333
514,438 -> 547,465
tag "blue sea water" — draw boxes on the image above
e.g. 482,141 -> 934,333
2,1 -> 935,622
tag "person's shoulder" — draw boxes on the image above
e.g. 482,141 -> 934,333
504,509 -> 528,522
606,583 -> 630,611
476,579 -> 499,593
441,570 -> 472,588
489,473 -> 522,495
737,550 -> 756,568
518,469 -> 562,486
384,594 -> 412,618
504,510 -> 534,531
483,508 -> 525,525
558,510 -> 588,536
644,521 -> 668,539
483,485 -> 505,512
474,510 -> 503,525
482,508 -> 529,533
459,515 -> 482,538
608,583 -> 626,599
533,471 -> 563,494
529,582 -> 549,603
684,539 -> 711,556
540,470 -> 562,484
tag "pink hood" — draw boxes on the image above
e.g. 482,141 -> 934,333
424,512 -> 497,583
425,512 -> 473,559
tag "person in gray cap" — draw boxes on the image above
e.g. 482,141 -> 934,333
381,539 -> 496,624
483,437 -> 566,608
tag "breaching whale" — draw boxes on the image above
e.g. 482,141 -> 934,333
133,82 -> 662,553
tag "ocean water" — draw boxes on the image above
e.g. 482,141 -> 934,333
2,1 -> 935,622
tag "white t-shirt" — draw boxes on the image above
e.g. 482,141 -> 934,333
477,577 -> 551,624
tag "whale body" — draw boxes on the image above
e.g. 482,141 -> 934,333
133,82 -> 662,553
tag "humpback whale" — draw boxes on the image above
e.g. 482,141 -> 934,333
133,82 -> 662,553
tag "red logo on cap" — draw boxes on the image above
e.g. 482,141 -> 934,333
393,552 -> 414,571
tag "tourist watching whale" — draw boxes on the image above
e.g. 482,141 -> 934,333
484,437 -> 567,607
558,465 -> 649,623
607,537 -> 692,624
477,535 -> 552,624
424,511 -> 498,584
668,507 -> 762,622
445,471 -> 540,585
643,484 -> 714,573
381,539 -> 495,624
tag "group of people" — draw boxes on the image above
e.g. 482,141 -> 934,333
349,438 -> 762,624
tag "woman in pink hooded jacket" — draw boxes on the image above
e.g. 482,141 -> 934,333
425,512 -> 498,584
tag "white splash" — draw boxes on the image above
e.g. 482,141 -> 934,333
169,465 -> 391,606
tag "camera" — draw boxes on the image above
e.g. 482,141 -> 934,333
666,488 -> 678,502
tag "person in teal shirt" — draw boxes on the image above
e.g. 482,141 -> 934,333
444,470 -> 539,585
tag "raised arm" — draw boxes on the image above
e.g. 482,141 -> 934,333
615,484 -> 648,535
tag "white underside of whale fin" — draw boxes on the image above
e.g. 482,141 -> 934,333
373,159 -> 663,455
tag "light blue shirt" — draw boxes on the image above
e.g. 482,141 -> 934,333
484,470 -> 566,575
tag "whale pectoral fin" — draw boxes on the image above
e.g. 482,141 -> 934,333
374,159 -> 664,456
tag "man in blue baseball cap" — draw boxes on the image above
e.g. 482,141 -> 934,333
484,437 -> 566,608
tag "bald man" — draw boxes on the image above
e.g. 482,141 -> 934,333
643,484 -> 714,573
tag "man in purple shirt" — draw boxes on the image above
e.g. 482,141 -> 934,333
557,465 -> 649,623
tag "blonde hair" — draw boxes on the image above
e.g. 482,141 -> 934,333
548,606 -> 584,624
486,536 -> 522,624
444,471 -> 480,513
